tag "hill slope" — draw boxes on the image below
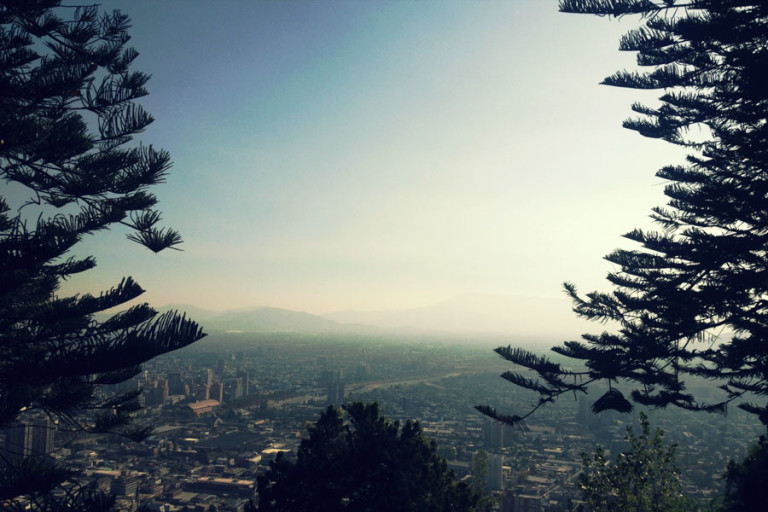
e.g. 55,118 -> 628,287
323,292 -> 590,338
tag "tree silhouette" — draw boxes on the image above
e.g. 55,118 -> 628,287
478,1 -> 768,431
1,0 -> 204,507
257,402 -> 481,512
719,434 -> 768,512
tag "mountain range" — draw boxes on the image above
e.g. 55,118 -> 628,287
161,293 -> 592,340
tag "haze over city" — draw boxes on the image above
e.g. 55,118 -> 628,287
55,1 -> 687,335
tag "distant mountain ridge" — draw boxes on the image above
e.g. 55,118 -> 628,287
158,305 -> 360,334
158,292 -> 590,339
324,293 -> 594,339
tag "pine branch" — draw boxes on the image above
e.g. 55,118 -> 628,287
474,405 -> 530,433
592,388 -> 633,413
499,371 -> 554,395
493,346 -> 563,374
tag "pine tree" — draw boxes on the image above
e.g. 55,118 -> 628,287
257,402 -> 481,512
0,0 -> 205,507
478,1 -> 768,430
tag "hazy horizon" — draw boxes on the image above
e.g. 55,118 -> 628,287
54,1 -> 686,321
153,290 -> 597,342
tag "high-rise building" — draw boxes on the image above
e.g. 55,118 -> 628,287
354,363 -> 370,380
577,395 -> 590,425
487,454 -> 504,492
210,381 -> 224,402
502,491 -> 542,512
1,418 -> 55,463
225,377 -> 244,401
483,420 -> 504,449
111,473 -> 138,497
241,370 -> 250,396
166,372 -> 185,396
195,384 -> 210,400
326,377 -> 345,405
1,421 -> 32,461
144,379 -> 168,407
30,418 -> 55,457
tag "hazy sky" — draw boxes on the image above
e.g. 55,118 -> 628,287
59,0 -> 686,315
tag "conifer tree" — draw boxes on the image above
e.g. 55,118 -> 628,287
478,1 -> 768,430
0,0 -> 204,507
257,403 -> 481,512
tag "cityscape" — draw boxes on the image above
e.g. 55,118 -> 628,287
2,330 -> 762,512
3,1 -> 768,511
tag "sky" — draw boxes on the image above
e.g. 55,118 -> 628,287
58,0 -> 688,317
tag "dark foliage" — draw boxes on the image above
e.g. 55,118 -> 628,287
478,0 -> 768,431
0,0 -> 204,507
257,402 -> 481,512
719,435 -> 768,512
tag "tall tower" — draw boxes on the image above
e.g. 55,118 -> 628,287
30,418 -> 55,457
2,421 -> 32,461
241,370 -> 250,396
2,418 -> 56,463
210,381 -> 224,402
487,454 -> 503,492
166,371 -> 184,396
577,395 -> 590,425
483,420 -> 504,449
326,374 -> 345,405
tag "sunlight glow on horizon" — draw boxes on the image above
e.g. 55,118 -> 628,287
57,1 -> 688,325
